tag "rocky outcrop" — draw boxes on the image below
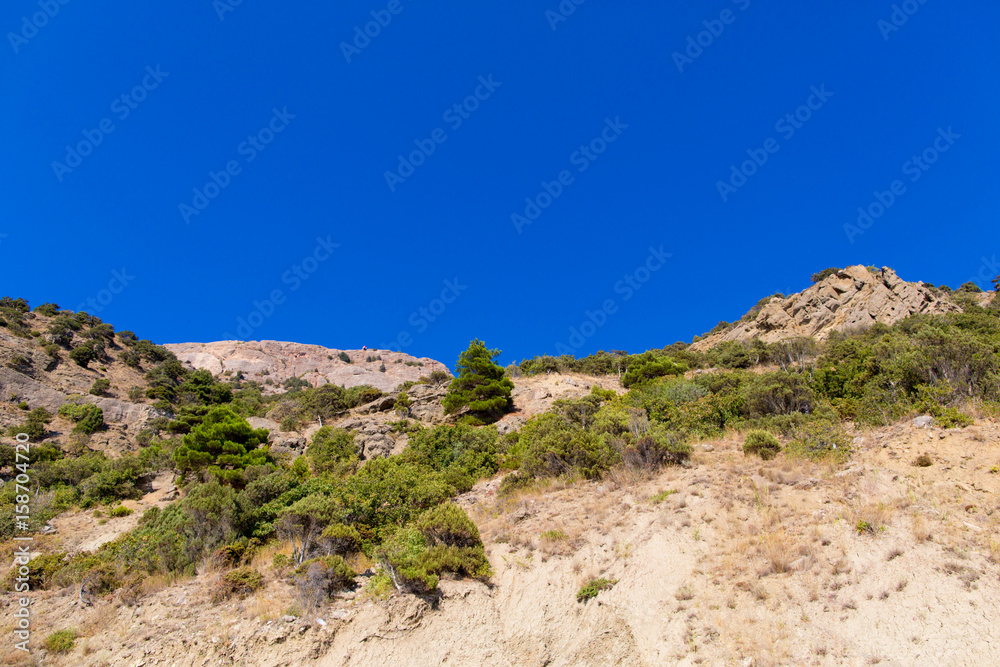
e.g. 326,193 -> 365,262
692,266 -> 964,350
337,418 -> 398,460
164,341 -> 450,393
0,367 -> 164,430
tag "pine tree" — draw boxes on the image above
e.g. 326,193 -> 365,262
442,339 -> 514,424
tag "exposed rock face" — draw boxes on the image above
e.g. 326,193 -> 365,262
164,341 -> 451,393
0,367 -> 164,430
691,266 -> 964,350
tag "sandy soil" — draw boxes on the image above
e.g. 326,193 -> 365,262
6,414 -> 998,666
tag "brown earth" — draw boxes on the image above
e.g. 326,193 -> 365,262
8,413 -> 999,666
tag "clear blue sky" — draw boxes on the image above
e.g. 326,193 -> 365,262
2,1 -> 998,369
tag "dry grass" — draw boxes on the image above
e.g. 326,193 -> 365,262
911,513 -> 932,542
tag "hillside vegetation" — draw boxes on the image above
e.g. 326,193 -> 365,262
1,268 -> 999,666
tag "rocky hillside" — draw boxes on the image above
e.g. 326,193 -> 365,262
18,416 -> 1000,666
691,265 -> 994,351
165,340 -> 449,393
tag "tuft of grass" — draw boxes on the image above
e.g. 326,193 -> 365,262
649,489 -> 677,504
576,577 -> 616,603
912,453 -> 933,467
108,505 -> 134,518
44,629 -> 78,654
540,529 -> 568,541
674,585 -> 695,601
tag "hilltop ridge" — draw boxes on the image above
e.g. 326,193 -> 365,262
692,265 -> 994,350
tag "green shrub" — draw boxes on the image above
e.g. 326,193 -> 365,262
6,407 -> 52,441
58,402 -> 105,435
510,412 -> 619,481
401,424 -> 499,493
811,268 -> 840,283
935,407 -> 974,429
292,555 -> 356,606
308,427 -> 358,477
211,566 -> 264,602
413,503 -> 483,548
376,518 -> 490,595
44,628 -> 78,654
786,419 -> 849,460
743,429 -> 781,460
33,302 -> 60,316
318,523 -> 362,556
69,341 -> 97,367
273,553 -> 292,569
338,352 -> 351,363
89,378 -> 111,396
108,505 -> 134,518
622,358 -> 686,388
576,577 -> 616,603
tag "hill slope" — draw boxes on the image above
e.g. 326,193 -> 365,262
692,265 -> 992,350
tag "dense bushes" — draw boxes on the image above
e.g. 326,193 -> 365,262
812,307 -> 1000,425
376,504 -> 490,594
307,427 -> 358,476
400,424 -> 499,493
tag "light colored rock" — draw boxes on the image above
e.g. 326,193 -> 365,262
692,266 -> 963,350
913,415 -> 934,428
164,341 -> 451,394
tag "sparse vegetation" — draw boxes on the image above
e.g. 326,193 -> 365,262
577,577 -> 616,603
44,628 -> 78,654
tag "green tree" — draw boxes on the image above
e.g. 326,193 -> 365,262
69,342 -> 97,367
442,339 -> 514,424
307,427 -> 358,477
173,407 -> 271,485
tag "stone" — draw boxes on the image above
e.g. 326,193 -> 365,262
691,266 -> 962,351
164,341 -> 451,394
913,415 -> 934,428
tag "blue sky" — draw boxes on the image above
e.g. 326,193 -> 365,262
2,1 -> 998,369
